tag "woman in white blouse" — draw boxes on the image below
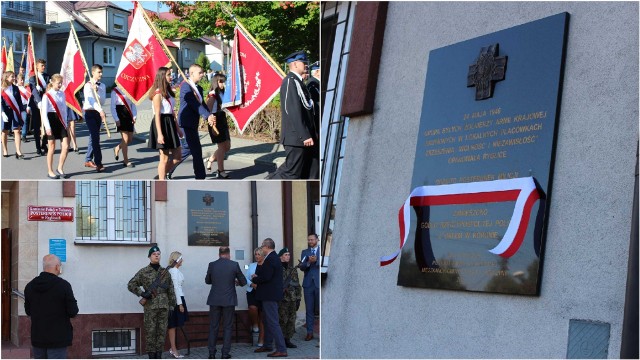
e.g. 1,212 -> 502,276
41,74 -> 70,179
148,67 -> 182,180
167,251 -> 188,358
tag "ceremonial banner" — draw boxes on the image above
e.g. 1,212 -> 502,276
224,26 -> 284,134
386,13 -> 569,296
115,2 -> 170,104
6,45 -> 14,72
60,31 -> 85,115
221,27 -> 242,108
26,35 -> 35,80
1,44 -> 6,79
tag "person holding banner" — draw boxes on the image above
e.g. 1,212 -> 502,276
1,71 -> 26,158
42,74 -> 70,179
111,84 -> 137,168
67,108 -> 80,153
205,72 -> 230,179
149,67 -> 182,181
178,63 -> 216,180
16,74 -> 31,144
29,59 -> 50,155
82,64 -> 107,172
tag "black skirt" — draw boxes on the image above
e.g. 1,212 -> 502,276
148,113 -> 180,149
115,105 -> 135,133
167,296 -> 189,328
46,112 -> 68,140
208,111 -> 230,144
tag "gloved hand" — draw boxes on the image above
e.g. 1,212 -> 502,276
141,290 -> 153,299
36,85 -> 42,93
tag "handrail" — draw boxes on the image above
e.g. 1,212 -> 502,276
11,289 -> 25,300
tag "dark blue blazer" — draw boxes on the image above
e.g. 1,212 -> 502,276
177,81 -> 211,129
299,247 -> 320,289
29,73 -> 50,104
252,251 -> 283,302
2,85 -> 26,123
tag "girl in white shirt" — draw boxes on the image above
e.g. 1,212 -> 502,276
111,84 -> 137,167
148,67 -> 182,180
167,251 -> 188,358
41,74 -> 70,179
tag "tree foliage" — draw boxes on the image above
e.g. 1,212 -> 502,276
157,1 -> 319,66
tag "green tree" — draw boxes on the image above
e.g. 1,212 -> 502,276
158,1 -> 319,66
195,52 -> 211,71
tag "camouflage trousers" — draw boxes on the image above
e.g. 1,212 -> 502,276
278,300 -> 297,339
144,308 -> 169,352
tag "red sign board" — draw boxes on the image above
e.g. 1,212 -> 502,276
28,206 -> 74,222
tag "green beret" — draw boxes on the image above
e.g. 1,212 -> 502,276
148,246 -> 160,257
278,247 -> 289,257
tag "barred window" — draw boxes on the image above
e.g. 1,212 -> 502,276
75,181 -> 151,243
92,329 -> 136,355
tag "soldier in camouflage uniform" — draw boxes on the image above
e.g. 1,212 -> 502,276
128,246 -> 176,359
278,248 -> 302,348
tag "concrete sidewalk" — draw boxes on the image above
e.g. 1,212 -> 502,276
131,98 -> 285,168
115,324 -> 319,359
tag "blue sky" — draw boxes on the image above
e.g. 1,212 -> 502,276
112,1 -> 169,13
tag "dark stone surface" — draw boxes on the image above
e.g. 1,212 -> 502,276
398,13 -> 569,295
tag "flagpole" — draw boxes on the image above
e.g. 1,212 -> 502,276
19,47 -> 25,73
138,2 -> 187,81
70,23 -> 111,138
28,25 -> 42,135
138,2 -> 219,134
220,3 -> 286,77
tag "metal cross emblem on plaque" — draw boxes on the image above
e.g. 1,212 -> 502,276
467,43 -> 507,100
202,194 -> 214,206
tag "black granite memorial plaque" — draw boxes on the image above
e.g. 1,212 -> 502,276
187,190 -> 230,246
396,13 -> 569,295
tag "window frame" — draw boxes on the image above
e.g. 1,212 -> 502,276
103,46 -> 115,66
75,181 -> 151,244
113,14 -> 125,33
91,328 -> 137,356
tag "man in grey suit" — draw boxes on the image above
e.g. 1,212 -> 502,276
205,247 -> 247,359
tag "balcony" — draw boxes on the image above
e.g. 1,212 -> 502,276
1,1 -> 51,26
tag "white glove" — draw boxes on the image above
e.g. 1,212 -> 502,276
37,102 -> 42,110
36,85 -> 42,92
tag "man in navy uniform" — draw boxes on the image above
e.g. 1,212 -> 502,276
303,61 -> 320,179
178,64 -> 216,179
269,51 -> 316,179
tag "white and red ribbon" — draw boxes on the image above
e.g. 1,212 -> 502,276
380,177 -> 541,266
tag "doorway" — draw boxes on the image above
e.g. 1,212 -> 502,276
2,228 -> 11,341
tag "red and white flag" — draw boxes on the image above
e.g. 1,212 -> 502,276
60,31 -> 85,116
380,177 -> 543,266
26,34 -> 38,85
224,26 -> 284,134
115,2 -> 170,104
0,44 -> 6,79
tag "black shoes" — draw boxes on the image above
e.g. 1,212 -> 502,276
285,339 -> 297,348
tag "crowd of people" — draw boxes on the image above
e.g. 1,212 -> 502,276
23,235 -> 321,359
1,50 -> 321,180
